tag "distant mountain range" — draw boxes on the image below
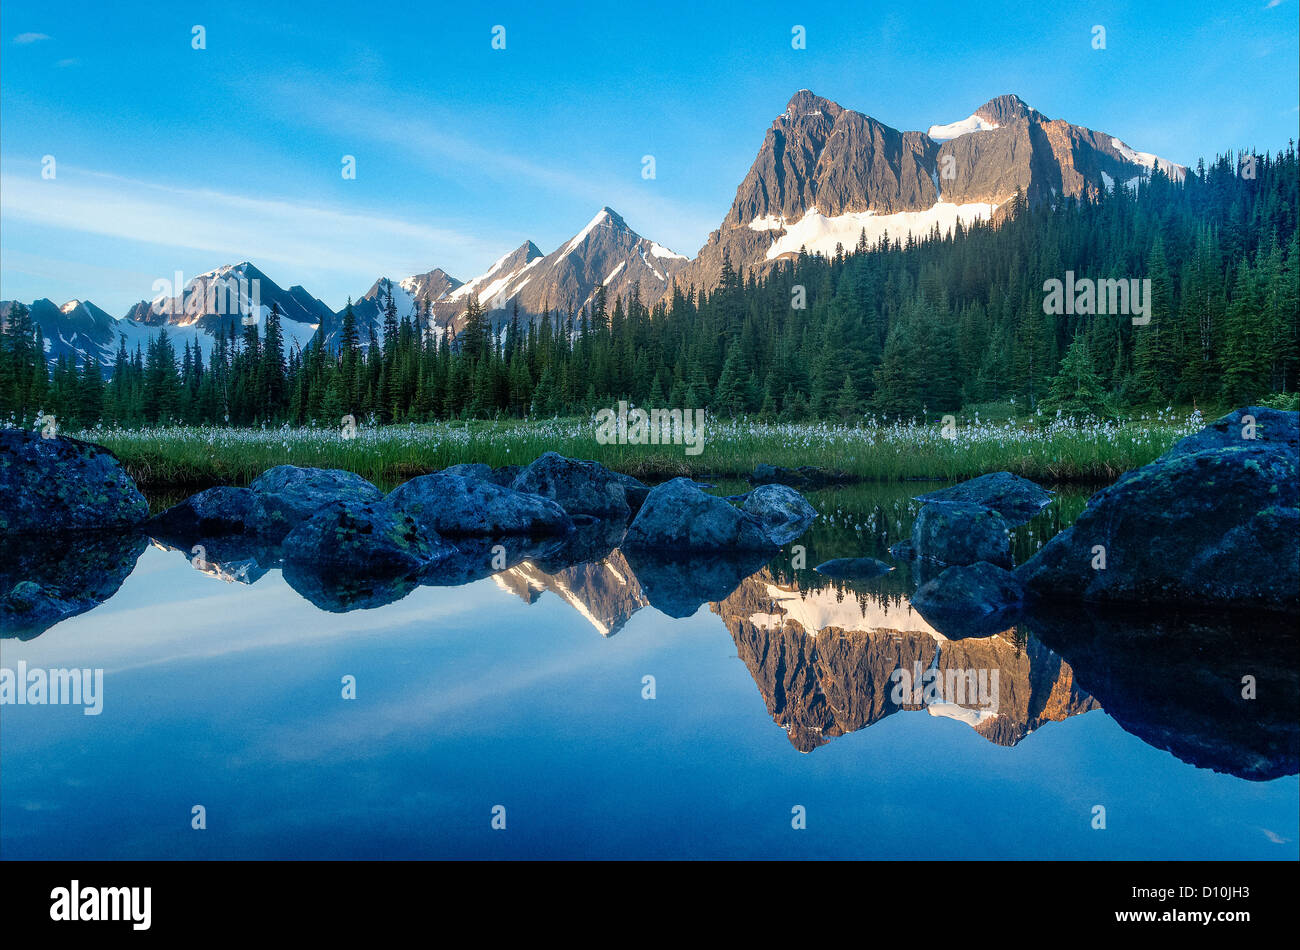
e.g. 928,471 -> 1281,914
2,90 -> 1184,373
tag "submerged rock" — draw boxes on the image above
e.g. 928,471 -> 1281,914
388,472 -> 573,537
814,557 -> 894,579
421,535 -> 562,587
914,472 -> 1053,526
624,478 -> 777,552
911,501 -> 1013,568
528,516 -> 627,574
511,452 -> 633,517
742,484 -> 817,545
910,561 -> 1025,639
1018,435 -> 1299,612
0,429 -> 148,535
148,486 -> 277,540
622,547 -> 771,618
749,463 -> 850,489
280,499 -> 450,612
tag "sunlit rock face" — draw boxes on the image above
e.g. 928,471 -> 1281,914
711,569 -> 1098,753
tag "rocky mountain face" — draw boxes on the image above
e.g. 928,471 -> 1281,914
0,298 -> 119,369
427,208 -> 689,334
121,262 -> 332,338
11,90 -> 1184,366
665,90 -> 1185,301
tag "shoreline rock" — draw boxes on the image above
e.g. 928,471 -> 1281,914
1017,408 -> 1299,613
1,428 -> 148,535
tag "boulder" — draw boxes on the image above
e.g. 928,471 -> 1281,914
910,561 -> 1025,639
1018,434 -> 1299,612
1161,406 -> 1299,460
814,557 -> 894,579
511,452 -> 632,517
247,465 -> 385,526
914,472 -> 1053,526
743,484 -> 817,545
387,472 -> 573,537
911,501 -> 1013,568
0,429 -> 148,534
623,477 -> 777,552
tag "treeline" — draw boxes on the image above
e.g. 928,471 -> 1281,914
1,146 -> 1296,430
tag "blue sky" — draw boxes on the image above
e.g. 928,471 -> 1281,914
2,0 -> 1296,314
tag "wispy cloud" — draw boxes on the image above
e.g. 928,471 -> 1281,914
264,77 -> 718,257
13,32 -> 51,44
1,165 -> 502,302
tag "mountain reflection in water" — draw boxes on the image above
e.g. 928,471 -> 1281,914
2,477 -> 1294,790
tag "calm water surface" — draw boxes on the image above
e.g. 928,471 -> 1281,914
2,482 -> 1296,859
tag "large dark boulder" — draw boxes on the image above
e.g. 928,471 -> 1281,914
387,472 -> 573,537
915,472 -> 1052,526
0,429 -> 147,534
624,477 -> 777,552
247,465 -> 385,527
280,500 -> 451,612
742,484 -> 817,545
1018,436 -> 1299,612
911,501 -> 1013,568
510,452 -> 633,517
910,561 -> 1025,639
1161,406 -> 1299,460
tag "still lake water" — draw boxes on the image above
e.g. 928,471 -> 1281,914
2,481 -> 1296,859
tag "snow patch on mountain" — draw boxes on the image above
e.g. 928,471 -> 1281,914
761,202 -> 996,260
1110,137 -> 1185,181
927,113 -> 999,141
649,242 -> 686,260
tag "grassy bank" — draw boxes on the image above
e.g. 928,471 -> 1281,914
67,410 -> 1206,490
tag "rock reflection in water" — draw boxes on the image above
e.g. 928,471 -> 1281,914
1025,605 -> 1299,781
0,532 -> 148,639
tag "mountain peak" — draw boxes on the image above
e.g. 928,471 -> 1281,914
783,89 -> 842,119
975,94 -> 1039,125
